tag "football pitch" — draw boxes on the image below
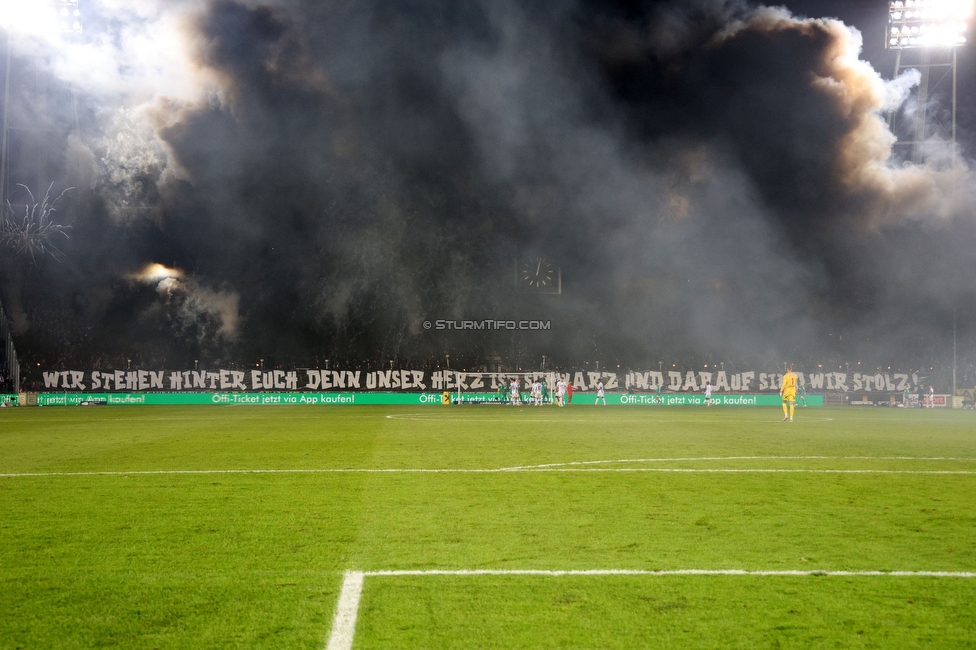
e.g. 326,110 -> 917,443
2,405 -> 975,649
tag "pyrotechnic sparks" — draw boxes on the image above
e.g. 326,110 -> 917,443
0,184 -> 73,263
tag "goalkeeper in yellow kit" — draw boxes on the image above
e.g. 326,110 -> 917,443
780,366 -> 798,422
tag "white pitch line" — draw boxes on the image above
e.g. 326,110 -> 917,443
514,469 -> 976,475
363,568 -> 976,578
5,468 -> 976,478
323,567 -> 976,648
325,571 -> 365,650
386,414 -> 593,425
497,455 -> 976,470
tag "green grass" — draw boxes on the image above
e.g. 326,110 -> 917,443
1,405 -> 975,648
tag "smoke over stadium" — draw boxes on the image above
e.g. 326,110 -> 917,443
1,0 -> 975,375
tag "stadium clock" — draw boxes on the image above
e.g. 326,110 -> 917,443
521,257 -> 555,289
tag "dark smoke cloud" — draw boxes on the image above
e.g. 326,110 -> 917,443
2,0 -> 976,376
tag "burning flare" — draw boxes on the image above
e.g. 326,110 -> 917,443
134,263 -> 184,281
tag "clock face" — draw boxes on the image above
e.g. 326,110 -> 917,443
521,257 -> 555,288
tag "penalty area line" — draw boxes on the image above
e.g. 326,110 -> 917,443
324,568 -> 976,650
362,568 -> 976,578
325,571 -> 365,650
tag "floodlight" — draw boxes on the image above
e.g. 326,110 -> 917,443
52,0 -> 81,33
887,0 -> 974,48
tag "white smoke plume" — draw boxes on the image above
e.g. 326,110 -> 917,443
1,0 -> 975,371
133,263 -> 239,339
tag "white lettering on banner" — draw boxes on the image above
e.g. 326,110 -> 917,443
587,372 -> 600,390
668,372 -> 682,391
714,371 -> 729,392
762,373 -> 783,390
33,367 -> 931,393
741,372 -> 755,391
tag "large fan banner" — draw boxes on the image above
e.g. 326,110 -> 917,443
36,368 -> 925,393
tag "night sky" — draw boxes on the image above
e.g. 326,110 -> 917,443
1,0 -> 975,375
